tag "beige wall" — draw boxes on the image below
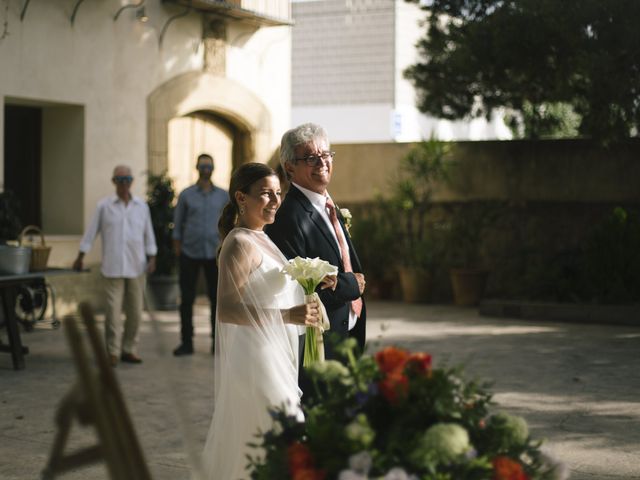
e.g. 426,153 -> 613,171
330,139 -> 640,205
0,1 -> 291,268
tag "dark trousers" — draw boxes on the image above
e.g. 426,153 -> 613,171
178,254 -> 218,346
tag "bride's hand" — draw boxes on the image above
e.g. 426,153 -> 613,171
320,274 -> 338,291
288,301 -> 320,326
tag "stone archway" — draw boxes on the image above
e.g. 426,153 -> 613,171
147,71 -> 272,175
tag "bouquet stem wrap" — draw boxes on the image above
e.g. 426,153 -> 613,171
303,292 -> 330,367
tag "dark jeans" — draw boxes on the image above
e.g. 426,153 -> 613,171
178,254 -> 218,346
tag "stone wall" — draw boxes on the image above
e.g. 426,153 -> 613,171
332,139 -> 640,302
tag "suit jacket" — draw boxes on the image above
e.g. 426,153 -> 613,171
266,185 -> 366,359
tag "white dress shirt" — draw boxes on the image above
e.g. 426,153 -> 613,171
80,195 -> 157,278
292,182 -> 357,330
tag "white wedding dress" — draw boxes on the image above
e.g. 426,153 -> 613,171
201,228 -> 304,480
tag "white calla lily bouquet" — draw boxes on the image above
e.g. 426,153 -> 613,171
282,256 -> 338,366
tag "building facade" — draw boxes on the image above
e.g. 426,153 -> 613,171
0,0 -> 291,267
291,0 -> 510,142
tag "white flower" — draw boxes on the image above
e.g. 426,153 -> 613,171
539,447 -> 570,480
383,468 -> 413,480
282,256 -> 338,291
348,451 -> 373,475
338,470 -> 367,480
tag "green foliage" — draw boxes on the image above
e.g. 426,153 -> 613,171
521,207 -> 640,303
581,207 -> 640,303
0,190 -> 22,242
404,0 -> 640,142
349,208 -> 396,283
249,340 -> 564,479
387,139 -> 451,268
443,202 -> 502,268
147,171 -> 177,275
505,101 -> 581,139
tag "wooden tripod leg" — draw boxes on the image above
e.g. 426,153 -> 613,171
78,302 -> 153,480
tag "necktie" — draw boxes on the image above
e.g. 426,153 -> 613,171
326,198 -> 363,317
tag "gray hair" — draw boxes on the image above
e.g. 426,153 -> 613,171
279,123 -> 329,178
112,165 -> 132,176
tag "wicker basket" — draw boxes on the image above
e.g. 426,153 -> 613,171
19,225 -> 52,272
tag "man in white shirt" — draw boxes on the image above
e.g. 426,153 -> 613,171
73,165 -> 157,367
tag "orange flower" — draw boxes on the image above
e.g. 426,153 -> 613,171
375,346 -> 410,374
405,352 -> 432,376
287,442 -> 313,474
379,371 -> 409,404
292,468 -> 326,480
492,456 -> 529,480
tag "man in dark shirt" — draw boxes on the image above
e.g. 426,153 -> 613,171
172,154 -> 229,356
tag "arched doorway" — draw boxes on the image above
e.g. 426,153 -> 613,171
168,111 -> 236,191
147,72 -> 272,187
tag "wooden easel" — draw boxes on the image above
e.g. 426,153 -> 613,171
42,302 -> 153,480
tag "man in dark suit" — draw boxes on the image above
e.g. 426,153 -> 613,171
266,123 -> 366,362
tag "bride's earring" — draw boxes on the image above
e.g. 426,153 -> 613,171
239,206 -> 245,215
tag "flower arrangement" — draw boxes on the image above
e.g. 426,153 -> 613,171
248,340 -> 568,480
282,256 -> 338,366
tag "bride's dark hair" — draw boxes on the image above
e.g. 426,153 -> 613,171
218,162 -> 277,243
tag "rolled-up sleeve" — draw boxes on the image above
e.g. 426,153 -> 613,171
79,202 -> 102,254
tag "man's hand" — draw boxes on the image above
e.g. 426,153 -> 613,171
173,239 -> 181,257
354,273 -> 366,295
320,274 -> 338,291
146,256 -> 156,274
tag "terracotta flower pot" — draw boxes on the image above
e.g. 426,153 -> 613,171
449,268 -> 488,306
398,267 -> 432,303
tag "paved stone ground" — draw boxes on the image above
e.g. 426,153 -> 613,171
1,300 -> 638,479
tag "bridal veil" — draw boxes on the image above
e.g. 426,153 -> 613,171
200,228 -> 304,480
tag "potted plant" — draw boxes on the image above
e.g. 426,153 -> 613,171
349,206 -> 397,300
146,171 -> 179,310
445,202 -> 498,306
0,190 -> 22,244
387,138 -> 450,302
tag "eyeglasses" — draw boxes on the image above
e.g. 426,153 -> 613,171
197,164 -> 213,171
294,151 -> 335,167
113,175 -> 133,184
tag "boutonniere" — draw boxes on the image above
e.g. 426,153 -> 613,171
339,208 -> 353,235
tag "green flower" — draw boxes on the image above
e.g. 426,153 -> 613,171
335,337 -> 359,358
345,414 -> 375,447
486,413 -> 529,451
410,423 -> 470,467
307,360 -> 352,385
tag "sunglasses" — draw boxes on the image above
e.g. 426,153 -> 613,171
197,164 -> 213,171
113,175 -> 133,184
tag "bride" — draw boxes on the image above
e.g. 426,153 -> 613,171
200,163 -> 336,480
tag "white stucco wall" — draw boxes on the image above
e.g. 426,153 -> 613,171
0,1 -> 291,266
291,0 -> 510,143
